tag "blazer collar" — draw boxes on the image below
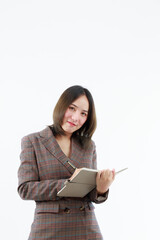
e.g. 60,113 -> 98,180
38,127 -> 75,174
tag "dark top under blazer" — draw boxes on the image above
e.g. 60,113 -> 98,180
18,127 -> 109,240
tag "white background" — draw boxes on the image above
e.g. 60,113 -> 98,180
1,1 -> 160,239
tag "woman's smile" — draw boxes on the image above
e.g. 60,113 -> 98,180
67,121 -> 76,126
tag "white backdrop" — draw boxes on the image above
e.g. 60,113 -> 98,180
1,1 -> 160,239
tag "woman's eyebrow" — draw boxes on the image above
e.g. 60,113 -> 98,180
71,103 -> 88,113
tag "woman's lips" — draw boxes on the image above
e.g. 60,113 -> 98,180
67,121 -> 76,126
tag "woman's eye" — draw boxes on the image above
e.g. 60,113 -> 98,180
69,106 -> 75,111
81,112 -> 87,117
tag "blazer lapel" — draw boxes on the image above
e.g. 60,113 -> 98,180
38,127 -> 75,174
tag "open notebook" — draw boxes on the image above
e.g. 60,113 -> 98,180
57,167 -> 128,198
57,168 -> 98,198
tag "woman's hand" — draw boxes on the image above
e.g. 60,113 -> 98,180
69,168 -> 82,181
96,169 -> 115,195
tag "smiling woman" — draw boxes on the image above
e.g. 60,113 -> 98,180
17,85 -> 115,240
51,85 -> 97,149
61,95 -> 89,137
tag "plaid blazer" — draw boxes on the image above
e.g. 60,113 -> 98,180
18,127 -> 109,240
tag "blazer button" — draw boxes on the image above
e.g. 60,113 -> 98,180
64,208 -> 70,214
79,206 -> 85,211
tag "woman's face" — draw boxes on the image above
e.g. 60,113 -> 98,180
61,95 -> 89,136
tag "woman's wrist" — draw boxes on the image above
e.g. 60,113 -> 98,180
97,188 -> 108,196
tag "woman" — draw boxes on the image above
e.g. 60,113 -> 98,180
18,85 -> 115,240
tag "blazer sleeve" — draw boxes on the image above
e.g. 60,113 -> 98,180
17,136 -> 66,201
87,142 -> 109,204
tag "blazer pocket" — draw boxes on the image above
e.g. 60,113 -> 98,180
36,202 -> 59,214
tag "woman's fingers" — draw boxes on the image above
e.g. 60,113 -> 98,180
69,168 -> 81,181
96,168 -> 115,194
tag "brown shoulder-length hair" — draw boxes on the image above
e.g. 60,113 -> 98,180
50,85 -> 97,149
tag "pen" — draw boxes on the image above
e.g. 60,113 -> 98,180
115,167 -> 128,175
67,160 -> 76,170
67,161 -> 128,174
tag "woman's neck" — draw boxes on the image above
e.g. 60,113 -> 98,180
56,133 -> 71,142
55,134 -> 72,158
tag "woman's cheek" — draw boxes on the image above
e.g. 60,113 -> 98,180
64,110 -> 71,120
81,118 -> 87,126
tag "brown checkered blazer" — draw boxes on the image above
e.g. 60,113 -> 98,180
18,127 -> 109,240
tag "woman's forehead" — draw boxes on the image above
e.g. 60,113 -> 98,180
71,95 -> 89,112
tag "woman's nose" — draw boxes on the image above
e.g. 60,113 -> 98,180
71,111 -> 79,122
